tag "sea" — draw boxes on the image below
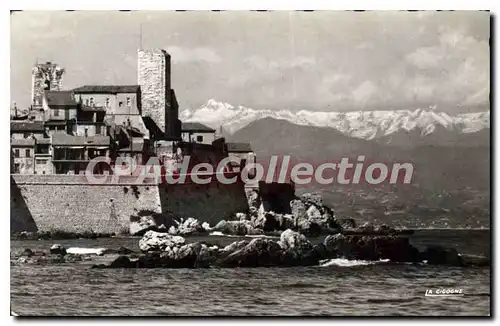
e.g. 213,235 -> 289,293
10,229 -> 491,316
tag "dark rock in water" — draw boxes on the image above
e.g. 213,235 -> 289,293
50,244 -> 66,256
323,233 -> 421,262
106,255 -> 136,268
216,238 -> 284,268
375,224 -> 396,234
422,246 -> 463,266
116,246 -> 135,255
23,248 -> 34,257
337,218 -> 357,229
460,254 -> 490,267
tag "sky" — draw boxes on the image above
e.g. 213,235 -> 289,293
10,11 -> 490,113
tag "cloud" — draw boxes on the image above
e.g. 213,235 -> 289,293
165,46 -> 221,63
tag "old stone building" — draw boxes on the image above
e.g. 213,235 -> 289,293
32,61 -> 64,110
181,122 -> 216,144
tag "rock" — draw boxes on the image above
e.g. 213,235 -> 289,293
290,199 -> 307,222
323,233 -> 421,262
222,240 -> 249,253
212,220 -> 260,236
278,229 -> 313,252
22,248 -> 34,257
296,219 -> 323,237
263,212 -> 280,231
337,218 -> 357,229
168,226 -> 178,235
109,255 -> 136,268
306,205 -> 322,220
359,222 -> 375,233
217,238 -> 284,268
139,231 -> 185,253
116,246 -> 134,255
201,222 -> 211,232
236,212 -> 248,221
50,244 -> 66,256
213,220 -> 228,232
300,192 -> 323,206
247,189 -> 261,209
176,217 -> 207,236
130,215 -> 158,236
375,224 -> 396,235
422,246 -> 463,266
460,254 -> 490,267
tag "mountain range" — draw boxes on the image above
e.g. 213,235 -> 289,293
180,99 -> 490,146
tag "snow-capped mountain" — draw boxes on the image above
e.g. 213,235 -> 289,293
180,99 -> 490,140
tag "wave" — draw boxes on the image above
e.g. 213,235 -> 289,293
208,232 -> 276,239
66,247 -> 108,255
319,258 -> 390,267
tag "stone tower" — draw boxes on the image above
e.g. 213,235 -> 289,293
137,49 -> 175,137
31,61 -> 64,109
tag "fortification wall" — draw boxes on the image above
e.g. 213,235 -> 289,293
11,174 -> 249,234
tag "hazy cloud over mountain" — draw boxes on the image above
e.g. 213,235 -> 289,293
11,11 -> 489,112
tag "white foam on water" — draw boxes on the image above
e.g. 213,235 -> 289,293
319,258 -> 390,267
66,247 -> 108,255
209,232 -> 275,239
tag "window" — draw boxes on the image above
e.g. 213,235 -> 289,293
24,132 -> 30,139
90,98 -> 94,106
96,125 -> 101,135
126,97 -> 131,106
86,99 -> 89,106
25,149 -> 31,158
36,159 -> 46,165
54,109 -> 60,117
196,135 -> 203,142
119,101 -> 123,107
13,163 -> 20,174
14,149 -> 19,158
105,98 -> 110,107
84,127 -> 88,137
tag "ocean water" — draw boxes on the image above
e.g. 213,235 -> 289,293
10,230 -> 491,316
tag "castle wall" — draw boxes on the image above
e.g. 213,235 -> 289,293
11,174 -> 249,234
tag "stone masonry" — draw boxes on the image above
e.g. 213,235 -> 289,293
31,62 -> 64,109
137,49 -> 171,134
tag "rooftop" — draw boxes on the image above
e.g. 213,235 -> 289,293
226,142 -> 253,153
45,91 -> 78,107
72,85 -> 140,94
181,122 -> 216,133
11,138 -> 35,147
11,121 -> 44,132
52,132 -> 110,146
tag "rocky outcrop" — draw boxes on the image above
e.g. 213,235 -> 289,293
211,220 -> 263,236
50,244 -> 66,256
139,231 -> 185,253
421,246 -> 462,266
323,233 -> 421,262
167,217 -> 208,236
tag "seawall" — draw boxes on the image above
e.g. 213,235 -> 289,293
11,174 -> 249,234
